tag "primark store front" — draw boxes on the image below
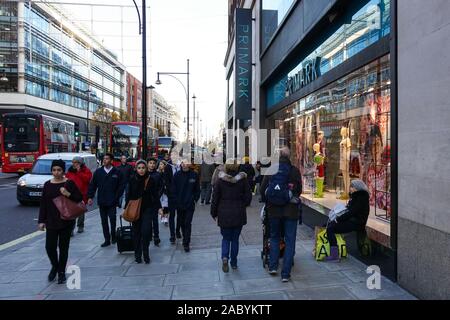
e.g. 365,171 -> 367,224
260,0 -> 396,278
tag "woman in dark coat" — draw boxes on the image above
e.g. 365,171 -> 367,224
211,163 -> 252,272
326,179 -> 370,261
125,160 -> 161,264
38,159 -> 83,284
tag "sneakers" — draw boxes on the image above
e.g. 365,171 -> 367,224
281,277 -> 291,283
222,258 -> 229,273
231,265 -> 238,270
77,227 -> 84,234
101,241 -> 111,247
269,269 -> 277,275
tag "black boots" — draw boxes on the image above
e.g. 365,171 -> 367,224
48,267 -> 57,282
57,272 -> 66,284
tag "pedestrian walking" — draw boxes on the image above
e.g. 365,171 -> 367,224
117,155 -> 134,208
158,160 -> 169,227
147,157 -> 163,246
211,162 -> 252,272
87,153 -> 125,248
239,157 -> 256,194
260,147 -> 302,282
171,160 -> 200,252
126,160 -> 161,264
200,159 -> 215,205
66,156 -> 92,234
38,159 -> 83,284
163,154 -> 182,244
255,161 -> 263,200
325,179 -> 370,262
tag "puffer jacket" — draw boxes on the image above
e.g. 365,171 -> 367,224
337,190 -> 370,227
210,171 -> 252,228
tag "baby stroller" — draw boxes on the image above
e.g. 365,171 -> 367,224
260,205 -> 287,269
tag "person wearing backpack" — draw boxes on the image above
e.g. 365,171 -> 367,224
260,147 -> 302,282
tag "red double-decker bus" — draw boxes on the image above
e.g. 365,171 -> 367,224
110,121 -> 158,166
1,113 -> 76,174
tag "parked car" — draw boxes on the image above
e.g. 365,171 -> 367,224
16,152 -> 98,205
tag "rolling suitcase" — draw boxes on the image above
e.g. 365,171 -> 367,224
116,215 -> 134,253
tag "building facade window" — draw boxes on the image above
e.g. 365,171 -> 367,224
266,0 -> 391,110
261,0 -> 296,50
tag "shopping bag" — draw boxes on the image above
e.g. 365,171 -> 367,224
314,227 -> 347,261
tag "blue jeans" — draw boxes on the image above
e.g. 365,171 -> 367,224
221,227 -> 242,267
269,217 -> 297,278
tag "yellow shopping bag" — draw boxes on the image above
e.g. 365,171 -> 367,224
314,227 -> 347,261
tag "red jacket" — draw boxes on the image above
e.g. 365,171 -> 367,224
66,165 -> 93,203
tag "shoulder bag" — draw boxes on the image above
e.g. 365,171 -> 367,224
122,177 -> 150,222
53,182 -> 88,221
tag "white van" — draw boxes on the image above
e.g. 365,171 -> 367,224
16,152 -> 98,205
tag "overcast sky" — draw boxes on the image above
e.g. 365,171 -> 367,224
53,0 -> 228,141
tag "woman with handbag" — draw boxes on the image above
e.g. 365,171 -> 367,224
38,159 -> 83,284
125,160 -> 160,264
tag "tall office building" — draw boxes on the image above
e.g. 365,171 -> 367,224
0,1 -> 126,149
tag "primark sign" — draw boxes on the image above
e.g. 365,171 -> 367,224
287,57 -> 322,95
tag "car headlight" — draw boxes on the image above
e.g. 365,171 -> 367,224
17,179 -> 27,187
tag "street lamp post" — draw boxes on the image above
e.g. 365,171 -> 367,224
132,0 -> 149,159
155,59 -> 190,144
192,94 -> 196,148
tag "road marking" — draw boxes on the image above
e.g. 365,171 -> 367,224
0,230 -> 45,252
0,208 -> 99,252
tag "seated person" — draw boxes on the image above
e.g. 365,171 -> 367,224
326,179 -> 370,262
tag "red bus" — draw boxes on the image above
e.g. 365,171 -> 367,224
1,113 -> 76,174
110,121 -> 158,166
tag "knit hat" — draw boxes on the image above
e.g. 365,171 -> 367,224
72,156 -> 84,164
135,160 -> 147,168
51,159 -> 66,172
351,179 -> 369,193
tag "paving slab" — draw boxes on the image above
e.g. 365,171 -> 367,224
172,282 -> 234,300
108,286 -> 174,300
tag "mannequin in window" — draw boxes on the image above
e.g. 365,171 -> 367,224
339,127 -> 351,200
313,143 -> 325,198
317,130 -> 326,158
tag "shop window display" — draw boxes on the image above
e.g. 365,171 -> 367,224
274,55 -> 391,222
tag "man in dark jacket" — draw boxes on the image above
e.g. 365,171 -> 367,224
147,158 -> 163,246
200,160 -> 215,205
117,155 -> 133,208
239,157 -> 256,192
260,147 -> 302,282
170,160 -> 200,252
88,153 -> 125,247
161,153 -> 182,243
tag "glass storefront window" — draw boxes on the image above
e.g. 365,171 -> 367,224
267,0 -> 391,110
261,0 -> 296,50
273,55 -> 391,223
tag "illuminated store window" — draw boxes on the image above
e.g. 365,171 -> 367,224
273,55 -> 391,231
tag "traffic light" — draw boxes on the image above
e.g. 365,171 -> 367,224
74,122 -> 80,140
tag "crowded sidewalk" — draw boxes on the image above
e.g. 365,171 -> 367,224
0,198 -> 415,300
